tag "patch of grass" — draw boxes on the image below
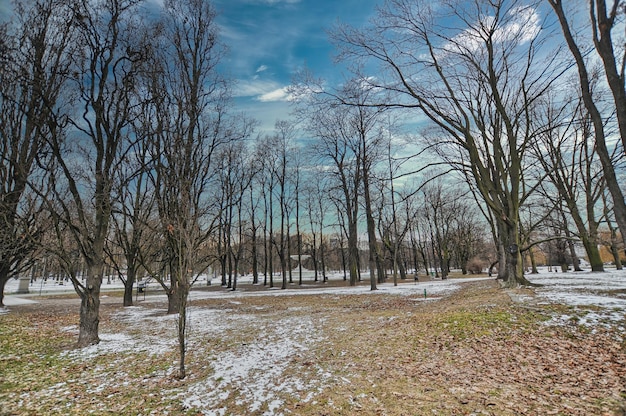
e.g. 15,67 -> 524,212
435,310 -> 514,339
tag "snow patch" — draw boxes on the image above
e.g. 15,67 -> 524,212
181,315 -> 330,415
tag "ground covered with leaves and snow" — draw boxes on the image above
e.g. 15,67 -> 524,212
1,269 -> 625,415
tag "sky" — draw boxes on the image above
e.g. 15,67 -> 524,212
210,0 -> 381,133
0,0 -> 380,133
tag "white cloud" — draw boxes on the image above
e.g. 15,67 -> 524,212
257,87 -> 293,102
233,79 -> 280,97
439,5 -> 541,58
256,64 -> 269,73
233,79 -> 294,102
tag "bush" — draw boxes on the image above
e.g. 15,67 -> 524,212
466,257 -> 487,274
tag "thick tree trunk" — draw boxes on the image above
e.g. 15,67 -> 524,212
581,237 -> 604,272
123,265 -> 136,307
123,282 -> 134,307
500,222 -> 532,287
77,266 -> 102,347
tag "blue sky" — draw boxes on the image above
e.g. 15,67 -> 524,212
1,0 -> 380,132
211,0 -> 381,132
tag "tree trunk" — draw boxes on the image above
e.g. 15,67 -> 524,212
251,229 -> 259,285
320,239 -> 327,282
398,253 -> 407,280
177,275 -> 189,379
0,266 -> 9,307
529,248 -> 539,274
77,264 -> 102,347
610,244 -> 623,270
167,268 -> 179,314
123,262 -> 136,307
566,239 -> 582,272
500,222 -> 532,287
348,222 -> 359,286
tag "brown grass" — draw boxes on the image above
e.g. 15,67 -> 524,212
1,279 -> 625,415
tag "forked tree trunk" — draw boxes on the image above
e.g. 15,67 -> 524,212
500,222 -> 532,288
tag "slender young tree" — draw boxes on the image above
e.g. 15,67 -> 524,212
143,0 -> 233,378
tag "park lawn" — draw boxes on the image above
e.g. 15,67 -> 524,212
0,279 -> 625,415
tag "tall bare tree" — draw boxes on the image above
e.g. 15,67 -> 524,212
531,94 -> 606,271
107,129 -> 156,306
548,0 -> 626,253
300,93 -> 362,286
45,0 -> 141,346
297,78 -> 387,289
334,0 -> 564,286
143,0 -> 234,378
0,0 -> 73,306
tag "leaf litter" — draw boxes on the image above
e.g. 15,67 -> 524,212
0,268 -> 625,415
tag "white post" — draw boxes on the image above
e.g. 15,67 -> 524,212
16,276 -> 30,294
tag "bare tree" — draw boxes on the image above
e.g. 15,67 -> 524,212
45,0 -> 142,346
531,94 -> 605,271
334,0 -> 564,286
215,139 -> 254,291
297,78 -> 388,289
0,0 -> 73,306
548,0 -> 626,253
142,0 -> 235,378
299,93 -> 362,286
107,131 -> 156,306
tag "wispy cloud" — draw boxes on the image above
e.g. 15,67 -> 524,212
256,65 -> 269,73
257,87 -> 293,102
233,79 -> 295,102
440,5 -> 540,57
233,79 -> 279,97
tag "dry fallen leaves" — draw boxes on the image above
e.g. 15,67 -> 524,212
0,279 -> 624,415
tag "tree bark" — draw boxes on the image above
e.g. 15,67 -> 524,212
76,262 -> 103,347
549,0 -> 626,253
0,265 -> 9,307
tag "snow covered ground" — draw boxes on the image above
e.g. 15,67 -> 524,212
3,267 -> 626,414
526,267 -> 626,330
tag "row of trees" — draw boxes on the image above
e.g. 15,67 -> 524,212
330,0 -> 625,284
1,0 -> 624,377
